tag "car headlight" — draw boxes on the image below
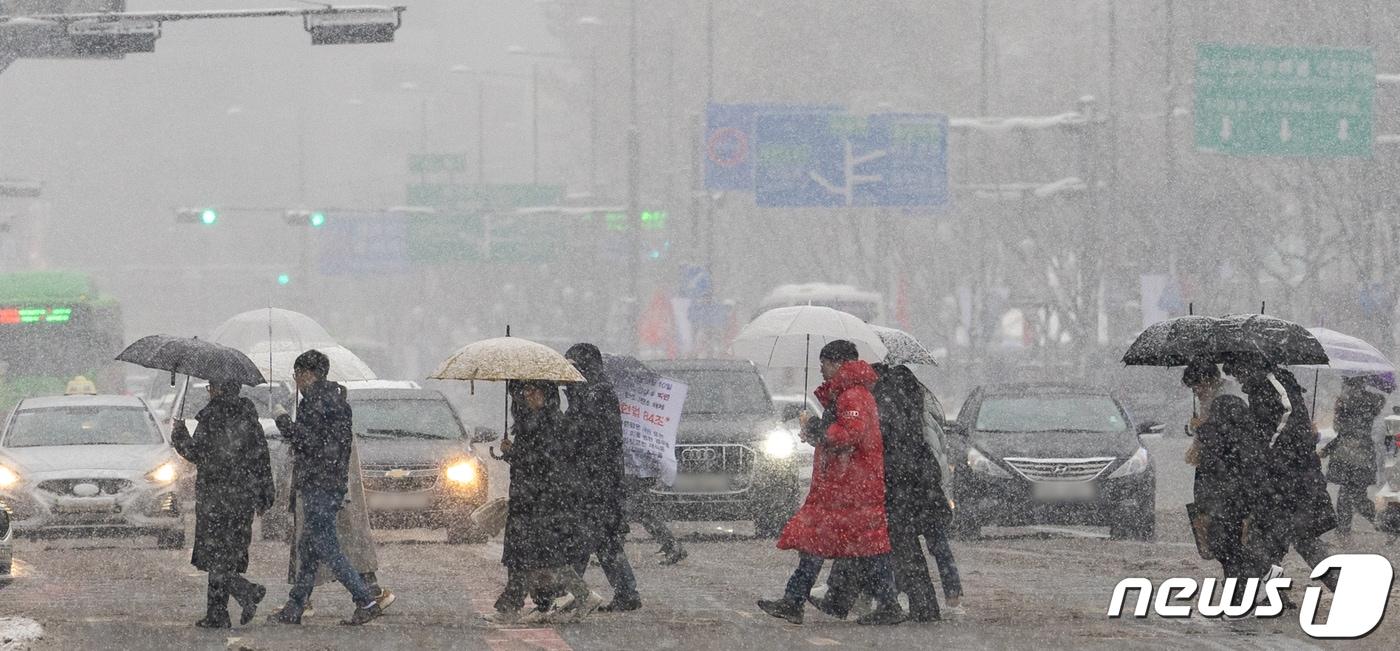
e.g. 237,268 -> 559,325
761,429 -> 797,459
0,466 -> 19,488
1109,447 -> 1151,479
148,462 -> 178,484
966,447 -> 1010,478
445,460 -> 478,485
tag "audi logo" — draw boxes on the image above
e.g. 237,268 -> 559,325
681,448 -> 718,463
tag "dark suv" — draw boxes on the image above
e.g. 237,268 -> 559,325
647,360 -> 801,537
949,383 -> 1160,541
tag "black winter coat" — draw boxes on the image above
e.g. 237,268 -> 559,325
872,364 -> 952,534
502,395 -> 586,570
171,395 -> 275,573
1192,394 -> 1265,520
1324,389 -> 1383,487
563,379 -> 629,556
277,381 -> 354,501
1240,368 -> 1336,541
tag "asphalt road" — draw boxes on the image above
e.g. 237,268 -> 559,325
3,449 -> 1398,650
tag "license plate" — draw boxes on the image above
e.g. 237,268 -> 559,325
51,498 -> 118,514
366,491 -> 433,511
673,473 -> 731,493
1032,481 -> 1096,502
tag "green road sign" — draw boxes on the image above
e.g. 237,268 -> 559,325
1195,43 -> 1373,157
406,213 -> 561,264
405,183 -> 565,210
408,153 -> 468,174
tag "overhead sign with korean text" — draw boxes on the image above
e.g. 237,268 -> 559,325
1195,43 -> 1373,157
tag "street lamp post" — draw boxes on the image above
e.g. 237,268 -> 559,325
508,37 -> 601,197
450,65 -> 532,186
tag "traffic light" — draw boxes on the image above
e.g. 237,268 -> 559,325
175,207 -> 219,225
284,210 -> 328,227
277,273 -> 291,286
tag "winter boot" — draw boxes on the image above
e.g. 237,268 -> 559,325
598,594 -> 642,612
659,546 -> 688,566
757,597 -> 805,625
233,582 -> 266,626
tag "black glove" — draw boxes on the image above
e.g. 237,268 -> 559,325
274,414 -> 294,433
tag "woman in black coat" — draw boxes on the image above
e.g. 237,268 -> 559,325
1223,355 -> 1337,589
1322,378 -> 1384,536
492,380 -> 595,623
170,380 -> 275,628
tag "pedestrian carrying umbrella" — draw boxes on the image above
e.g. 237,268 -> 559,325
1122,314 -> 1328,367
117,335 -> 266,387
732,305 -> 888,397
429,331 -> 586,459
870,325 -> 939,366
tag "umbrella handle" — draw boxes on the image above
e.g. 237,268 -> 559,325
489,446 -> 504,460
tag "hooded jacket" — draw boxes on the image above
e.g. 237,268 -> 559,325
777,360 -> 891,558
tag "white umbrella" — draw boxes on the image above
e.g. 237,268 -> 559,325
732,306 -> 887,396
250,343 -> 378,384
1299,327 -> 1396,378
210,308 -> 338,353
430,334 -> 585,460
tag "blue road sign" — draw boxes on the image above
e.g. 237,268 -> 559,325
754,112 -> 949,208
704,103 -> 841,191
678,264 -> 712,299
319,215 -> 409,275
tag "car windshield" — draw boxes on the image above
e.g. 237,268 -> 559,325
663,370 -> 771,415
5,406 -> 163,447
182,383 -> 294,420
351,398 -> 463,440
975,395 -> 1128,434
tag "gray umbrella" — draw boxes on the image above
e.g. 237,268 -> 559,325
871,325 -> 938,366
117,334 -> 266,386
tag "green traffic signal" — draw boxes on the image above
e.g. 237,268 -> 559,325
309,212 -> 326,227
277,273 -> 291,286
200,209 -> 218,225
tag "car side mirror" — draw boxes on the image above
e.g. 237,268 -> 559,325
780,403 -> 804,423
0,509 -> 9,538
1137,421 -> 1165,437
471,426 -> 500,443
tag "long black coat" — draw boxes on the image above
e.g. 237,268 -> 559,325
1324,388 -> 1383,487
171,395 -> 275,573
502,391 -> 586,570
1193,394 -> 1266,520
1240,368 -> 1336,542
872,364 -> 953,534
563,378 -> 629,557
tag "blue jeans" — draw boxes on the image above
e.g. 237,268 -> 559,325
925,527 -> 963,599
783,553 -> 826,602
287,489 -> 375,610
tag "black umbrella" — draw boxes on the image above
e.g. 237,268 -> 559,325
117,334 -> 266,386
601,353 -> 659,389
1123,314 -> 1328,367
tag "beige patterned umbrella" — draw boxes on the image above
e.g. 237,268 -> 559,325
429,336 -> 585,383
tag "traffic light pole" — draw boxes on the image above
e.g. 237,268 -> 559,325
626,0 -> 642,354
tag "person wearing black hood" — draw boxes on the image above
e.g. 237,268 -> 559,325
1223,353 -> 1338,592
170,380 -> 275,628
563,343 -> 642,612
1321,377 -> 1385,537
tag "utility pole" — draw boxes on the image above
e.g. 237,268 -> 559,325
532,63 -> 541,184
626,0 -> 642,353
702,0 -> 716,272
477,78 -> 487,185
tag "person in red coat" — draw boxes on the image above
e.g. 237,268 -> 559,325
757,340 -> 906,626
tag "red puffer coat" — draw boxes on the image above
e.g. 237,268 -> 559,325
776,360 -> 891,558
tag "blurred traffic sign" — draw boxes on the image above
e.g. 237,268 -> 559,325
318,214 -> 408,275
678,265 -> 711,299
1195,43 -> 1373,157
405,183 -> 564,210
408,153 -> 467,174
704,103 -> 841,191
754,112 -> 949,208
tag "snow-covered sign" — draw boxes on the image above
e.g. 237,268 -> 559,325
617,376 -> 687,486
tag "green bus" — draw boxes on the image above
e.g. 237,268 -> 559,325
0,271 -> 125,411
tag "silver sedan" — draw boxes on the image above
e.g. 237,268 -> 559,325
0,394 -> 187,549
